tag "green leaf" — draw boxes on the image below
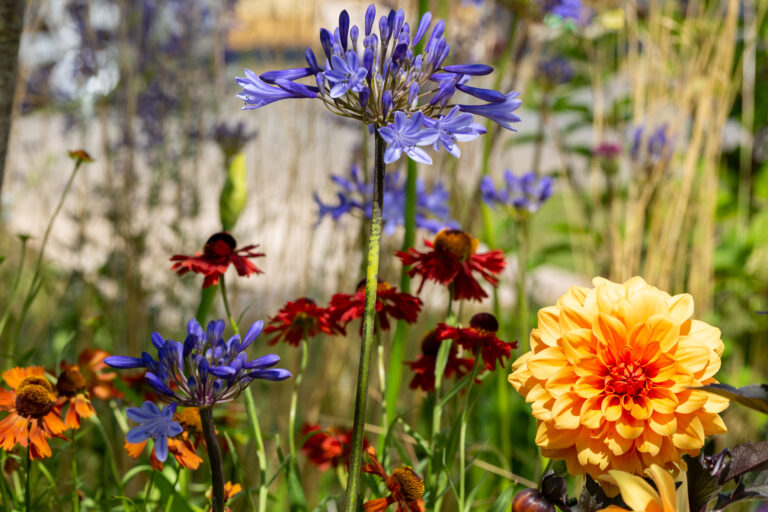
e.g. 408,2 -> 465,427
285,460 -> 307,512
488,486 -> 517,512
699,382 -> 768,414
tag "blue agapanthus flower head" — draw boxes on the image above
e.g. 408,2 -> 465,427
314,164 -> 458,236
630,123 -> 673,166
105,319 -> 291,407
544,0 -> 585,21
481,170 -> 554,215
538,58 -> 574,87
125,401 -> 182,462
236,4 -> 521,165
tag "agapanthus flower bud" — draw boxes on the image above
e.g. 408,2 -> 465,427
339,10 -> 349,50
364,4 -> 375,36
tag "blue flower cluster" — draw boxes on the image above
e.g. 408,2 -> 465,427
544,0 -> 585,21
481,170 -> 554,215
236,5 -> 522,165
314,165 -> 458,235
105,319 -> 291,407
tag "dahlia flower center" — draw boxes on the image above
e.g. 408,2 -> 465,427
389,466 -> 424,501
606,360 -> 649,397
433,229 -> 476,261
18,375 -> 53,393
203,232 -> 237,258
15,384 -> 54,419
56,368 -> 87,397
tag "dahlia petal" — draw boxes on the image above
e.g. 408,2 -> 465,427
701,392 -> 729,413
647,464 -> 677,512
686,320 -> 723,354
616,413 -> 644,439
559,303 -> 592,331
697,411 -> 727,435
672,415 -> 704,450
674,389 -> 708,414
560,328 -> 593,363
579,396 -> 605,429
595,283 -> 625,315
536,306 -> 562,346
535,421 -> 572,450
645,387 -> 678,414
526,346 -> 568,380
674,340 -> 711,375
602,395 -> 622,422
545,366 -> 578,397
618,289 -> 668,328
648,412 -> 677,436
636,430 -> 663,456
629,396 -> 652,420
552,393 -> 582,430
606,470 -> 659,511
576,430 -> 609,467
604,426 -> 634,456
646,315 -> 680,353
668,293 -> 694,323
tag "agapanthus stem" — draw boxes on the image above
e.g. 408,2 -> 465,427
200,407 -> 225,512
343,131 -> 386,512
288,338 -> 308,460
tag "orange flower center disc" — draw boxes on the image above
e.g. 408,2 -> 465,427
420,329 -> 442,356
389,466 -> 424,501
56,369 -> 87,397
433,229 -> 476,261
15,384 -> 54,419
18,375 -> 53,393
606,359 -> 650,397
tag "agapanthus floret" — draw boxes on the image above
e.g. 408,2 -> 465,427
105,319 -> 291,407
314,165 -> 458,235
423,106 -> 486,158
631,124 -> 673,166
236,5 -> 522,164
125,401 -> 182,463
481,170 -> 554,215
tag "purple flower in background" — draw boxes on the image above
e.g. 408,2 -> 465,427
125,401 -> 182,462
379,112 -> 439,164
423,106 -> 487,158
314,165 -> 458,235
236,4 -> 522,162
631,124 -> 673,166
481,170 -> 554,215
105,319 -> 291,407
538,58 -> 574,86
544,0 -> 584,21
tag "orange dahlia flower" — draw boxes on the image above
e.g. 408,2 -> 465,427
0,367 -> 66,459
509,277 -> 728,480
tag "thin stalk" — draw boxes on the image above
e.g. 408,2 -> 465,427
343,132 -> 386,512
376,326 -> 387,458
288,337 -> 308,460
219,275 -> 268,512
143,471 -> 155,512
201,407 -> 225,512
516,218 -> 530,344
219,276 -> 239,335
195,285 -> 217,325
71,434 -> 79,512
12,158 -> 84,355
458,358 -> 482,511
0,236 -> 27,343
25,425 -> 31,512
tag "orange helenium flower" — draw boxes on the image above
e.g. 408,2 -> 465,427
509,277 -> 728,480
55,366 -> 96,429
362,447 -> 426,512
0,367 -> 66,459
71,348 -> 122,400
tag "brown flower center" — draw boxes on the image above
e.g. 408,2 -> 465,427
292,312 -> 319,331
56,369 -> 87,397
18,375 -> 53,393
354,279 -> 391,294
469,312 -> 499,334
15,384 -> 54,419
606,360 -> 650,396
420,329 -> 442,356
389,466 -> 424,501
174,407 -> 203,434
203,232 -> 237,257
433,229 -> 476,261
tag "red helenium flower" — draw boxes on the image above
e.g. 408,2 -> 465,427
265,298 -> 336,346
437,313 -> 518,371
397,229 -> 505,302
406,328 -> 475,392
170,232 -> 264,288
301,423 -> 367,470
329,280 -> 422,333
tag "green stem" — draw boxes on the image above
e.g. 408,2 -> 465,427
143,471 -> 155,512
458,358 -> 482,511
12,159 -> 84,355
0,237 -> 27,345
219,276 -> 239,335
376,327 -> 387,458
288,337 -> 308,460
343,131 -> 386,512
71,433 -> 79,512
516,218 -> 530,344
195,285 -> 217,325
25,426 -> 31,512
219,274 -> 268,512
200,407 -> 225,512
244,390 -> 269,512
